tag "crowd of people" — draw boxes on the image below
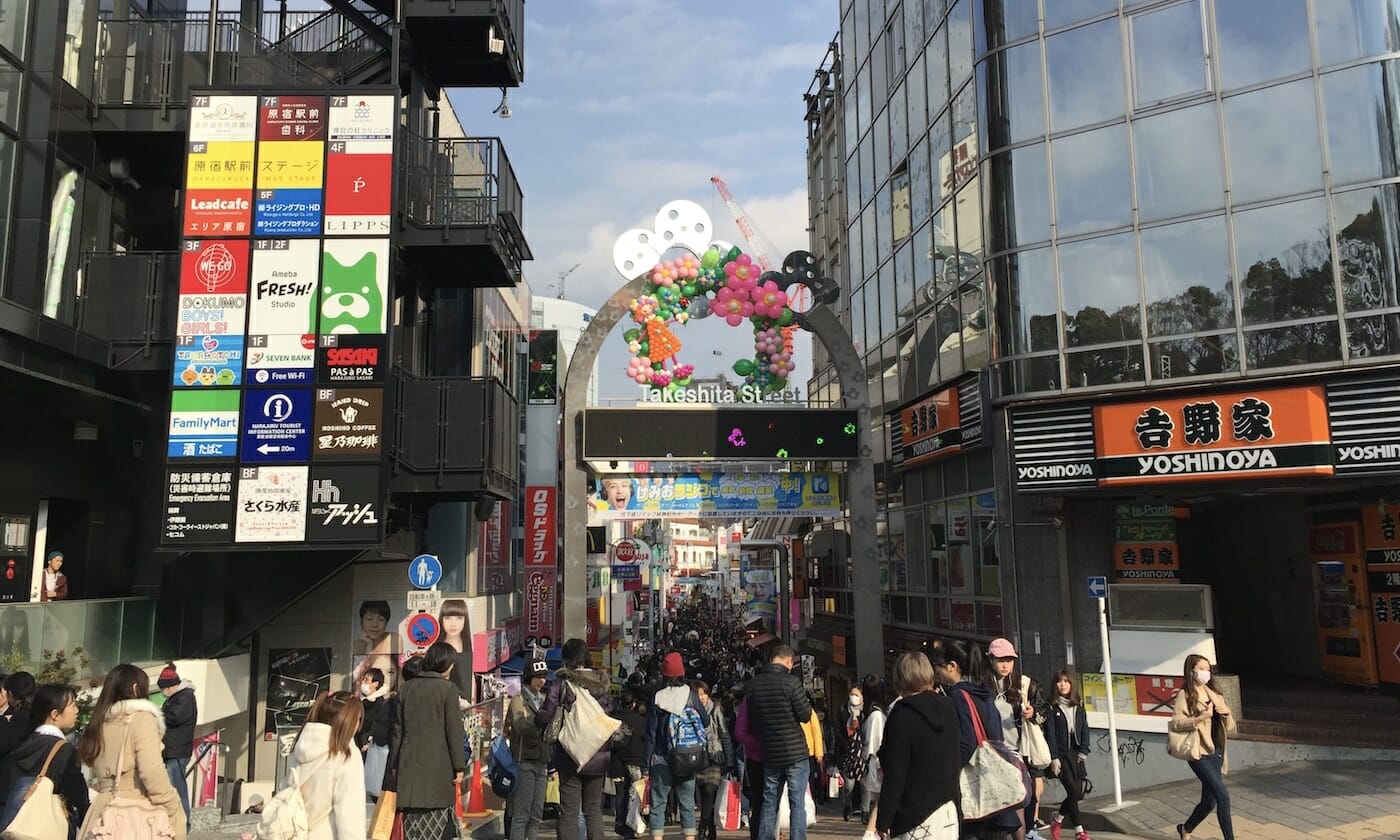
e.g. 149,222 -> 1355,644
0,602 -> 1236,840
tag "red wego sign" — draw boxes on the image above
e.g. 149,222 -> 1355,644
523,486 -> 557,647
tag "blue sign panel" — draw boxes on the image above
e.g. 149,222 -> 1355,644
173,334 -> 245,388
254,188 -> 323,236
410,554 -> 443,589
611,564 -> 642,582
1088,576 -> 1107,599
240,388 -> 312,462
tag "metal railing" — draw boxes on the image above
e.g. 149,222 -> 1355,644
390,367 -> 519,492
77,251 -> 178,355
399,132 -> 527,260
269,6 -> 389,56
94,17 -> 333,112
496,0 -> 525,82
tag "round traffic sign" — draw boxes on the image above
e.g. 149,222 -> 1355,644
408,613 -> 440,647
409,554 -> 443,589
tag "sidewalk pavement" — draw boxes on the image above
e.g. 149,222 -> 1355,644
1081,760 -> 1400,840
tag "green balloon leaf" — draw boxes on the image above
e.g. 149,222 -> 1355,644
733,358 -> 755,377
777,308 -> 795,326
623,328 -> 641,342
701,248 -> 721,269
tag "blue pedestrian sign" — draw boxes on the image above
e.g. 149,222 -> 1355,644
410,554 -> 442,589
1087,576 -> 1108,599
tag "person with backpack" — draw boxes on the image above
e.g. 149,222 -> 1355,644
642,653 -> 710,840
79,663 -> 186,840
389,643 -> 467,840
693,680 -> 733,840
0,683 -> 90,839
274,690 -> 366,840
535,638 -> 613,840
745,645 -> 812,840
506,657 -> 551,840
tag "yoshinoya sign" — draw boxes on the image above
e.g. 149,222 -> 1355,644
890,375 -> 986,470
1011,384 -> 1337,491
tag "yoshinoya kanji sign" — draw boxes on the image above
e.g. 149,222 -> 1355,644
890,375 -> 985,471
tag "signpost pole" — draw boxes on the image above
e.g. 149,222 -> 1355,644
1093,579 -> 1127,810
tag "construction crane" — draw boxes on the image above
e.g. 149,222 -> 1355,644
555,262 -> 580,299
710,176 -> 805,354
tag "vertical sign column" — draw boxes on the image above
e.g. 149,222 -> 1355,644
235,95 -> 328,545
163,95 -> 257,545
311,95 -> 396,544
524,486 -> 559,649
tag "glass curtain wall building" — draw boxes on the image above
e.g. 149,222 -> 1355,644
806,0 -> 1400,694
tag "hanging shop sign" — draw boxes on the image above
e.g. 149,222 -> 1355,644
1328,376 -> 1400,475
523,486 -> 559,648
478,501 -> 511,595
890,375 -> 985,470
1011,384 -> 1336,492
306,465 -> 382,542
591,472 -> 841,521
161,88 -> 395,550
312,388 -> 383,459
528,330 -> 559,405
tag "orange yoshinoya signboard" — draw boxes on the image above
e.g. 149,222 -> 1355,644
891,375 -> 986,470
1094,385 -> 1333,485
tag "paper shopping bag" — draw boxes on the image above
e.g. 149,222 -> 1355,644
716,778 -> 742,831
369,791 -> 398,840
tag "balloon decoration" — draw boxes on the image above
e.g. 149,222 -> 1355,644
618,244 -> 798,393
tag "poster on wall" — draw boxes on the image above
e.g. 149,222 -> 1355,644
1112,503 -> 1181,583
188,95 -> 258,143
312,388 -> 383,459
523,568 -> 557,650
248,239 -> 320,335
177,286 -> 247,339
173,333 -> 244,388
264,647 -> 331,734
234,465 -> 308,543
478,501 -> 511,594
1364,504 -> 1400,690
306,465 -> 382,542
168,391 -> 240,458
162,467 -> 235,544
241,389 -> 312,463
246,333 -> 316,387
527,330 -> 558,405
185,141 -> 256,192
324,94 -> 394,235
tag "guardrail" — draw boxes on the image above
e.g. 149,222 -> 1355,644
0,598 -> 159,683
399,133 -> 528,264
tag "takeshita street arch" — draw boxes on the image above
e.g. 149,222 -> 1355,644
559,200 -> 884,678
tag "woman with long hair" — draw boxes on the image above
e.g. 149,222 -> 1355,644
985,638 -> 1048,839
79,664 -> 186,840
0,670 -> 37,760
932,639 -> 1020,840
837,684 -> 866,822
693,679 -> 733,840
857,675 -> 889,823
389,642 -> 466,840
284,690 -> 366,840
438,599 -> 472,702
1045,670 -> 1090,840
1171,656 -> 1235,840
0,684 -> 90,836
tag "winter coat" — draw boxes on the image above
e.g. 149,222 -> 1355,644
0,706 -> 29,763
744,663 -> 811,769
947,681 -> 1019,833
1170,685 -> 1235,772
86,699 -> 188,840
732,698 -> 763,762
874,692 -> 960,837
356,684 -> 390,749
507,688 -> 549,765
695,698 -> 734,788
1046,701 -> 1090,761
286,722 -> 367,840
609,708 -> 648,776
536,668 -> 614,777
388,672 -> 466,809
161,682 -> 197,760
39,571 -> 67,601
643,684 -> 710,767
1,730 -> 90,827
800,714 -> 824,762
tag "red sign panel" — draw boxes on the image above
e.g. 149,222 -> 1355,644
1133,675 -> 1184,717
324,153 -> 392,234
525,486 -> 556,569
180,239 -> 250,295
524,568 -> 557,646
478,500 -> 510,594
258,95 -> 327,141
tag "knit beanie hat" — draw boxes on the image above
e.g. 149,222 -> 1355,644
157,662 -> 181,688
662,652 -> 685,678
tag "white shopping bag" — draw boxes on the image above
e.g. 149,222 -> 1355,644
777,784 -> 817,833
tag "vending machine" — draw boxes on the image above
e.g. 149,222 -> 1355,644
1307,524 -> 1378,688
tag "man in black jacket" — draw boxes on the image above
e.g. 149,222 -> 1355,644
745,645 -> 811,840
158,662 -> 197,819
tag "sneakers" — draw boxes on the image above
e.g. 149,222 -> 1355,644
1075,831 -> 1091,840
1050,820 -> 1063,840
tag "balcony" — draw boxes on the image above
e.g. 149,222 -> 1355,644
388,367 -> 519,501
92,17 -> 332,130
399,133 -> 531,287
76,251 -> 178,370
359,0 -> 523,87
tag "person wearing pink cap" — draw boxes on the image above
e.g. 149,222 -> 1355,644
986,638 -> 1050,840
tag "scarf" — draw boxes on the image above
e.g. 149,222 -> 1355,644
1057,697 -> 1079,748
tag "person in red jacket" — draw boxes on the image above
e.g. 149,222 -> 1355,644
39,551 -> 68,601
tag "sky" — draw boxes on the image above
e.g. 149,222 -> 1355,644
447,0 -> 839,402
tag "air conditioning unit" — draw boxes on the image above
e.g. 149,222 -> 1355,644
487,25 -> 505,55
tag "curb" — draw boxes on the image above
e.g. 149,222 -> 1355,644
1080,808 -> 1176,840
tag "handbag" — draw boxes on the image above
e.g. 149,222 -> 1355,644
1,740 -> 69,840
715,778 -> 743,832
776,784 -> 817,832
82,722 -> 177,840
957,692 -> 1031,822
558,684 -> 620,769
890,800 -> 958,840
369,791 -> 398,840
1166,725 -> 1200,761
1022,721 -> 1052,770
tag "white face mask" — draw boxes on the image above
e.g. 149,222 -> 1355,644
360,683 -> 375,696
849,694 -> 862,707
1194,670 -> 1211,685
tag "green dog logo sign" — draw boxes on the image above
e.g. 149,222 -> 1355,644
320,240 -> 388,334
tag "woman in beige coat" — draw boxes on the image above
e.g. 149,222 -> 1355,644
1168,655 -> 1235,840
78,663 -> 187,840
